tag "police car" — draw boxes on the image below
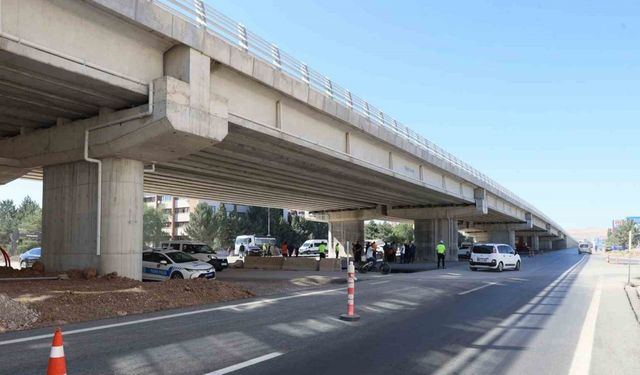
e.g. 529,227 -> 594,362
142,249 -> 216,281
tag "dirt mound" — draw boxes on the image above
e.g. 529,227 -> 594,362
0,293 -> 39,332
0,277 -> 253,331
0,266 -> 44,278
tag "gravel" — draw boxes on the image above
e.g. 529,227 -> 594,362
0,293 -> 39,332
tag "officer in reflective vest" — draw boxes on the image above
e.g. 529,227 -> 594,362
318,243 -> 327,259
436,240 -> 446,269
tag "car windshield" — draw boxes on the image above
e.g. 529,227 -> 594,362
472,245 -> 494,254
165,252 -> 197,263
579,244 -> 589,248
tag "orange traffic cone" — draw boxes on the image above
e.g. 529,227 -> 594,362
47,328 -> 67,375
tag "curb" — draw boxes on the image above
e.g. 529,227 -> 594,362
624,285 -> 640,324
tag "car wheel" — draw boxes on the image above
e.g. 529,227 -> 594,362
470,267 -> 477,271
515,261 -> 520,271
497,262 -> 504,272
20,260 -> 26,269
170,272 -> 184,279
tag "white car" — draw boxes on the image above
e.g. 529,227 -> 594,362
578,242 -> 593,254
160,240 -> 229,271
469,243 -> 521,272
142,250 -> 216,281
458,242 -> 473,259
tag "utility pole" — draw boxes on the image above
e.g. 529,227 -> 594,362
267,207 -> 271,237
628,230 -> 633,285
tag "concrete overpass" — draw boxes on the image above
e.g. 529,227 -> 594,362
0,0 -> 575,279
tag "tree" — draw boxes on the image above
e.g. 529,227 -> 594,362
392,223 -> 414,244
365,221 -> 380,240
143,207 -> 169,247
0,200 -> 18,254
607,219 -> 639,249
214,204 -> 235,250
0,197 -> 42,255
185,202 -> 216,246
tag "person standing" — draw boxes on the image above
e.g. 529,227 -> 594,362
408,241 -> 416,263
239,243 -> 246,258
281,241 -> 289,257
334,242 -> 340,259
353,241 -> 363,264
436,240 -> 446,269
318,242 -> 327,259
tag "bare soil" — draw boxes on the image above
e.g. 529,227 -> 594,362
0,273 -> 254,333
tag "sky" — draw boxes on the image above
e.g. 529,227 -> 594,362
1,0 -> 639,229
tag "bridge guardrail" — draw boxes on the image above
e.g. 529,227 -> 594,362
152,0 -> 562,230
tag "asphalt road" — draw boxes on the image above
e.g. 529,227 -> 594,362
1,249 -> 639,375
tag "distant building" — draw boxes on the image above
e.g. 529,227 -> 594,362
143,194 -> 248,240
612,216 -> 640,230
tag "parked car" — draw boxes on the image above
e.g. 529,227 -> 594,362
234,235 -> 276,256
469,243 -> 521,272
298,239 -> 328,256
458,242 -> 473,259
160,240 -> 228,271
142,249 -> 215,281
578,242 -> 593,254
19,247 -> 41,268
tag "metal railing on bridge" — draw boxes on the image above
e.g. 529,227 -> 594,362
153,0 -> 542,216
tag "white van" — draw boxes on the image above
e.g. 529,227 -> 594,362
234,235 -> 276,256
159,240 -> 228,271
578,242 -> 593,254
298,239 -> 328,256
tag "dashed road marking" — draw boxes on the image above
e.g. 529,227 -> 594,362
203,352 -> 283,375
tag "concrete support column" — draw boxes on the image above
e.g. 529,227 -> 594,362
99,158 -> 144,279
552,239 -> 567,250
531,234 -> 540,251
488,226 -> 516,248
329,220 -> 364,258
42,158 -> 143,279
539,239 -> 552,251
43,161 -> 99,272
414,219 -> 459,262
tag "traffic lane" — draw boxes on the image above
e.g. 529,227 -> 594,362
0,268 -> 514,375
0,251 -> 578,375
232,253 -> 588,375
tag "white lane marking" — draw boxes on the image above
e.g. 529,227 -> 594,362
568,279 -> 603,375
433,255 -> 588,375
204,352 -> 283,375
371,280 -> 390,285
458,282 -> 497,295
0,287 -> 344,346
508,277 -> 528,282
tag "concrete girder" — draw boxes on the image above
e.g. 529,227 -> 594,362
0,76 -> 228,169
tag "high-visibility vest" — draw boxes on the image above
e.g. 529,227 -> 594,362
318,244 -> 327,254
436,244 -> 446,254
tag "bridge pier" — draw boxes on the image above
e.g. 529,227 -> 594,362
329,220 -> 364,258
414,219 -> 459,262
43,158 -> 143,279
539,238 -> 553,251
531,234 -> 540,251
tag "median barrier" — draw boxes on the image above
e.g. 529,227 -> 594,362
243,257 -> 285,270
319,258 -> 342,272
282,257 -> 318,271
